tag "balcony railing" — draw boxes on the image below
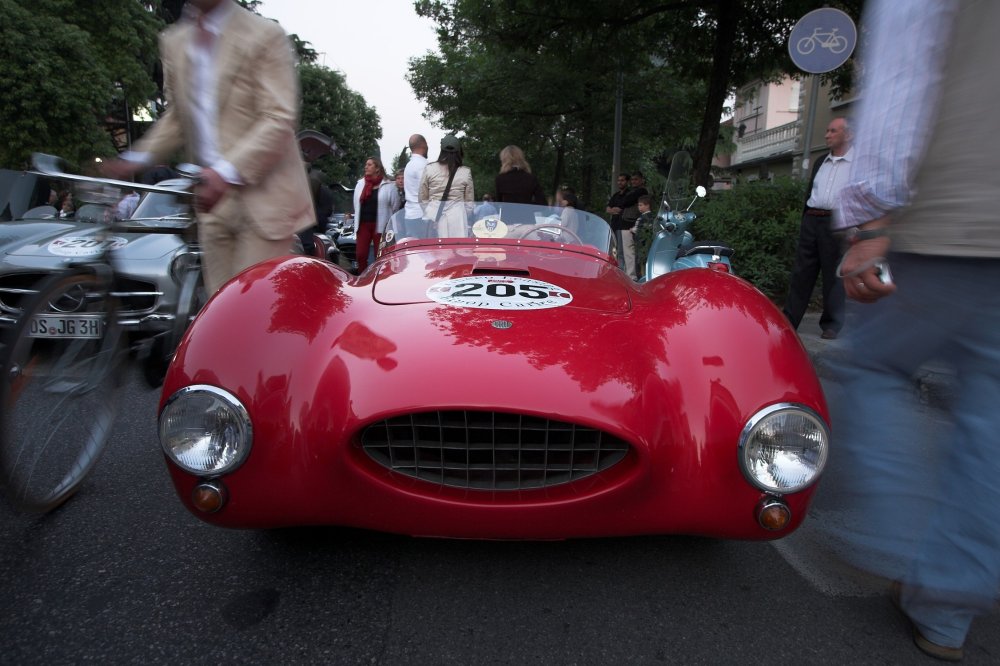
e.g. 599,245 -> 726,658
733,120 -> 800,165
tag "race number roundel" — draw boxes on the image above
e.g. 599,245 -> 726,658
48,236 -> 129,256
426,276 -> 573,310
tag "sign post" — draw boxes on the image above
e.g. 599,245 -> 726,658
788,8 -> 857,173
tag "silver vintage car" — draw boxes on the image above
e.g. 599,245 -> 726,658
0,180 -> 198,339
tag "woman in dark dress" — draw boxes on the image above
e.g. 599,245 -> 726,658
494,145 -> 546,205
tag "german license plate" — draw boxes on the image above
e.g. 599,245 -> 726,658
28,314 -> 104,339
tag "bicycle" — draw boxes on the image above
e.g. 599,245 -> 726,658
795,26 -> 849,55
0,154 -> 203,513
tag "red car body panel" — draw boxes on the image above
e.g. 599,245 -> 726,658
161,238 -> 827,539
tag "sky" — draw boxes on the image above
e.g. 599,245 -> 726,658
257,0 -> 449,167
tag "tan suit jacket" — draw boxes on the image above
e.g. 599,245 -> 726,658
134,3 -> 312,241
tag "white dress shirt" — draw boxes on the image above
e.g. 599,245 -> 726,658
807,148 -> 853,211
835,0 -> 960,229
403,154 -> 428,219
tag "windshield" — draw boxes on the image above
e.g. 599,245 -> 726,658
380,201 -> 614,256
130,179 -> 193,222
659,150 -> 694,219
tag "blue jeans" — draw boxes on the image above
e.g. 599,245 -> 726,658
830,252 -> 1000,647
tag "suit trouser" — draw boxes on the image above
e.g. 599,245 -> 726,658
198,197 -> 296,294
783,212 -> 845,331
830,253 -> 1000,648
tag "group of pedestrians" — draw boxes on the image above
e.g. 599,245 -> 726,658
605,171 -> 649,280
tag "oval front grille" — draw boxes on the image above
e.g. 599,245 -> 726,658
0,274 -> 157,315
361,411 -> 629,490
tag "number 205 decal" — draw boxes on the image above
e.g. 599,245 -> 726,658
426,277 -> 572,310
48,236 -> 129,256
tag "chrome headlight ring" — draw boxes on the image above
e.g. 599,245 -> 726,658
169,249 -> 201,285
159,385 -> 252,476
738,402 -> 829,494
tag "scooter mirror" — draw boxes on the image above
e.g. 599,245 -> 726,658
695,185 -> 707,198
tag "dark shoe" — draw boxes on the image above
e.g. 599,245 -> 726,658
821,329 -> 838,340
890,581 -> 965,662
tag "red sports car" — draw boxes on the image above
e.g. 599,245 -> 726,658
158,201 -> 829,539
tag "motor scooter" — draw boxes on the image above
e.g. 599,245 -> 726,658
641,151 -> 734,281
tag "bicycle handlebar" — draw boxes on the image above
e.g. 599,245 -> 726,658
31,153 -> 198,198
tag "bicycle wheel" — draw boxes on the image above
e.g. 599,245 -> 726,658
0,269 -> 125,512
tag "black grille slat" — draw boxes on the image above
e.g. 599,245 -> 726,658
361,411 -> 628,490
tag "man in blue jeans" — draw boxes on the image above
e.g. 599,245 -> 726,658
833,1 -> 1000,660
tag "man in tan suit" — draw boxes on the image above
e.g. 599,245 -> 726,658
104,0 -> 313,294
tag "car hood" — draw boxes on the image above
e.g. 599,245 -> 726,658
0,220 -> 75,250
372,244 -> 631,313
3,223 -> 181,260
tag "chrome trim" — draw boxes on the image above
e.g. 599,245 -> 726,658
160,385 -> 253,475
737,402 -> 829,495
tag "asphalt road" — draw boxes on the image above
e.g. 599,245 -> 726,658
1,364 -> 997,664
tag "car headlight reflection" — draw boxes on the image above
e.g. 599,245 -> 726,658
738,403 -> 828,494
159,385 -> 251,475
170,249 -> 200,284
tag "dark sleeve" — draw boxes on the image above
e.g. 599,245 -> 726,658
621,186 -> 647,207
803,156 -> 825,210
531,176 -> 546,205
317,185 -> 334,220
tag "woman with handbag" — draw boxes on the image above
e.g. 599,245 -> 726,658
419,135 -> 474,237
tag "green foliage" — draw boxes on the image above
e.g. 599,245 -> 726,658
693,177 -> 805,300
409,0 -> 863,203
298,63 -> 382,188
0,0 -> 161,169
409,0 -> 707,211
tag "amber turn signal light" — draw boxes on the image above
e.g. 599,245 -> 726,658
192,480 -> 228,513
756,498 -> 791,531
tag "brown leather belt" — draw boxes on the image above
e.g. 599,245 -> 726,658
805,208 -> 832,217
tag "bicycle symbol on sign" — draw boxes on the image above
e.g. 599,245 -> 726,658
795,26 -> 848,55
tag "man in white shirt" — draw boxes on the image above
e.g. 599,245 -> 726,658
783,116 -> 853,339
101,0 -> 312,294
402,134 -> 428,236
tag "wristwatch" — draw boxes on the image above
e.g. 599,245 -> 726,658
845,226 -> 889,244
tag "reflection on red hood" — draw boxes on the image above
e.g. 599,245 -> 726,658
373,244 -> 631,313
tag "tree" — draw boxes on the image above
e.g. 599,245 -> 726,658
409,0 -> 862,202
298,63 -> 382,187
0,0 -> 161,169
409,0 -> 711,207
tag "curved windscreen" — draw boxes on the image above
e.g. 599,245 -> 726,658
380,201 -> 614,256
129,179 -> 193,226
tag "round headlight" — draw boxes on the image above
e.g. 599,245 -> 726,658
738,403 -> 829,494
170,250 -> 200,284
159,385 -> 251,475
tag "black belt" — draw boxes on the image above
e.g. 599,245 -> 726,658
805,208 -> 832,217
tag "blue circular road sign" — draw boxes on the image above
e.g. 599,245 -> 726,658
789,8 -> 857,74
